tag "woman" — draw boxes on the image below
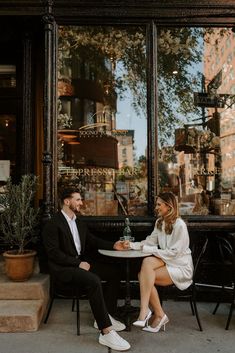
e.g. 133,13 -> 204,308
125,192 -> 193,333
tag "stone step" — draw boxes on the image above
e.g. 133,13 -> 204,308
0,299 -> 45,332
0,264 -> 50,332
0,273 -> 50,300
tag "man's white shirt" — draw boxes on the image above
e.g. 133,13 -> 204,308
61,210 -> 81,255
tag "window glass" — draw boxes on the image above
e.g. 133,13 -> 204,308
57,26 -> 147,216
0,65 -> 16,88
0,115 -> 16,191
157,27 -> 235,216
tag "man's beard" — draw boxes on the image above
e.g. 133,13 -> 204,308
69,204 -> 79,214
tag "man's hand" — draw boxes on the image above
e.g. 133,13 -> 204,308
79,261 -> 90,271
113,240 -> 130,250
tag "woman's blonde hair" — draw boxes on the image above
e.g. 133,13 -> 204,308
156,192 -> 179,234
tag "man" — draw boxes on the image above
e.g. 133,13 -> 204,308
42,187 -> 130,351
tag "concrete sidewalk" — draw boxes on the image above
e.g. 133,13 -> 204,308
0,299 -> 234,353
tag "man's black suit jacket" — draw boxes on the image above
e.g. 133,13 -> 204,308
42,211 -> 115,282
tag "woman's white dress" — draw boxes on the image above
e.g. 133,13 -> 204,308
130,217 -> 193,290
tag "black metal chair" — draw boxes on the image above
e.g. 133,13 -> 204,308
212,235 -> 235,330
44,275 -> 85,335
158,236 -> 209,331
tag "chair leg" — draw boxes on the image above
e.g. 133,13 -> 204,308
76,297 -> 80,335
192,300 -> 203,331
225,290 -> 235,330
189,298 -> 195,316
44,297 -> 55,323
213,285 -> 225,315
225,303 -> 234,330
212,301 -> 220,315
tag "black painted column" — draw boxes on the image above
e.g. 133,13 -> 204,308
147,21 -> 157,213
42,0 -> 56,221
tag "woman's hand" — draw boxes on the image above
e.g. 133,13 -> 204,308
123,240 -> 131,249
113,240 -> 131,250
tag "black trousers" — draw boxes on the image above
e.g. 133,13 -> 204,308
69,257 -> 124,330
90,259 -> 124,316
71,266 -> 112,330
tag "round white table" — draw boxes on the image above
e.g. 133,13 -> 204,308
98,249 -> 151,330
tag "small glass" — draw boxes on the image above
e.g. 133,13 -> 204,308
120,236 -> 135,242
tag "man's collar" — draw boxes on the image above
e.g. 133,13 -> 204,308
61,209 -> 77,221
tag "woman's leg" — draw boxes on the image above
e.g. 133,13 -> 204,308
138,256 -> 165,320
148,266 -> 173,326
149,285 -> 164,318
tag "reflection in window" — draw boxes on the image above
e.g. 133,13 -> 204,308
57,26 -> 147,216
0,115 -> 16,189
157,27 -> 235,216
0,65 -> 16,88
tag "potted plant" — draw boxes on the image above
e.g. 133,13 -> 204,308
0,174 -> 39,281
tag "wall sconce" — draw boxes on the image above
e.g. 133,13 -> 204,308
68,141 -> 80,145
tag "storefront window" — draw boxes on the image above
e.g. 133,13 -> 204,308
0,65 -> 16,88
157,27 -> 235,216
0,114 -> 16,191
57,26 -> 147,216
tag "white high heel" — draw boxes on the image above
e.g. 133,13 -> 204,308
142,314 -> 169,333
132,309 -> 152,327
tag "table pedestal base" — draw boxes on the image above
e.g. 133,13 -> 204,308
98,249 -> 151,332
118,304 -> 139,331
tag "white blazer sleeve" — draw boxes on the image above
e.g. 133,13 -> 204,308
142,220 -> 190,261
130,221 -> 159,250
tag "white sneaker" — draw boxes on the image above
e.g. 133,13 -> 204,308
99,330 -> 130,351
94,314 -> 126,331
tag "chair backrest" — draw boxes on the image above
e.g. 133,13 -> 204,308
216,236 -> 234,260
215,236 -> 235,283
192,236 -> 209,283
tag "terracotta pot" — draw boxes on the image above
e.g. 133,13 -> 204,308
3,250 -> 37,282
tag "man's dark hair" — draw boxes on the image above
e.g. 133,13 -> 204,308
59,187 -> 81,203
